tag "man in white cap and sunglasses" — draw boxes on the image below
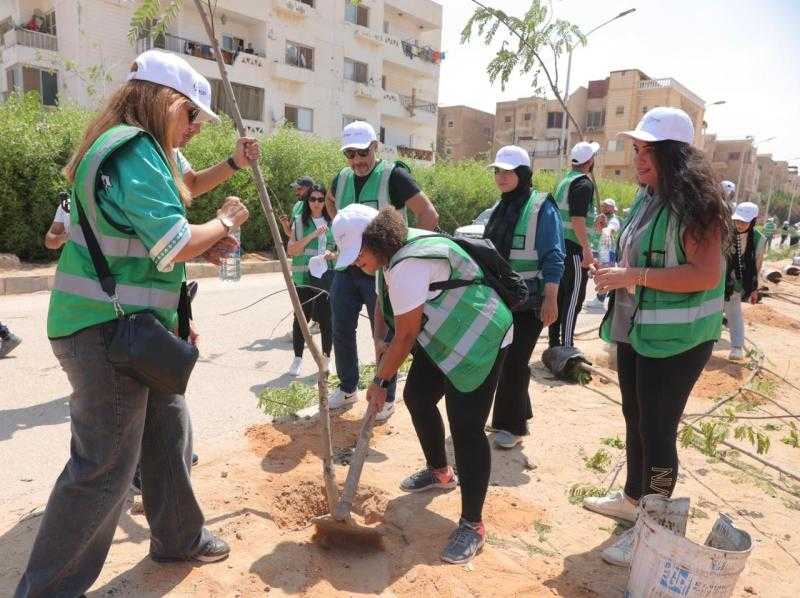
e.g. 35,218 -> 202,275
323,121 -> 438,420
548,140 -> 599,349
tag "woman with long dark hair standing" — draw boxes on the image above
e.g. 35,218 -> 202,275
584,107 -> 731,567
286,183 -> 335,376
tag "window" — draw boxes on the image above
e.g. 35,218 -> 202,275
546,111 -> 563,129
586,110 -> 605,129
524,112 -> 531,121
448,120 -> 454,128
342,114 -> 362,129
345,3 -> 369,27
517,135 -> 533,141
614,170 -> 621,176
344,58 -> 368,83
607,139 -> 624,152
615,105 -> 624,116
641,105 -> 648,114
222,35 -> 244,54
299,0 -> 314,6
209,79 -> 263,121
729,152 -> 741,161
41,10 -> 57,35
14,66 -> 59,106
286,41 -> 314,70
380,126 -> 386,143
285,105 -> 313,132
504,115 -> 512,123
381,75 -> 386,90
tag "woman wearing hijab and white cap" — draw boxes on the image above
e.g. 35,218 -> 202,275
724,201 -> 766,361
14,50 -> 248,597
584,107 -> 731,567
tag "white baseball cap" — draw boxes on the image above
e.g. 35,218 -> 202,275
128,50 -> 219,123
732,201 -> 758,223
489,145 -> 530,170
619,106 -> 694,145
332,204 -> 379,270
721,180 -> 736,196
602,198 -> 617,209
341,121 -> 377,151
570,141 -> 600,165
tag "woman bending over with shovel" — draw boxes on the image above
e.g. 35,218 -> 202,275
331,204 -> 512,564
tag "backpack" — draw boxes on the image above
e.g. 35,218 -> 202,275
409,234 -> 529,312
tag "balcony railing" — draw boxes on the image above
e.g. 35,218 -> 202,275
398,145 -> 434,161
399,93 -> 436,114
4,27 -> 58,51
638,78 -> 704,108
136,33 -> 264,66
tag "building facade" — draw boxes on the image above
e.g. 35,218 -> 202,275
711,138 -> 759,201
494,69 -> 706,180
436,105 -> 494,161
0,0 -> 443,161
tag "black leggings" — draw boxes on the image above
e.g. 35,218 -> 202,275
617,340 -> 714,500
491,309 -> 543,436
293,284 -> 332,357
403,345 -> 507,523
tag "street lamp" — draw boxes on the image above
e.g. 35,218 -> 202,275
558,8 -> 636,169
734,135 -> 775,203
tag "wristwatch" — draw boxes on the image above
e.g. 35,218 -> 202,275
227,155 -> 242,171
372,376 -> 391,389
217,214 -> 234,232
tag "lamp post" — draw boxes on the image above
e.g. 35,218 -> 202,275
558,8 -> 636,169
734,135 -> 775,203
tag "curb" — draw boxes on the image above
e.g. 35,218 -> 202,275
0,260 -> 283,296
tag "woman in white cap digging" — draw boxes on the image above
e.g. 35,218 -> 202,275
332,204 -> 513,565
724,202 -> 766,362
15,50 -> 248,597
585,107 -> 731,567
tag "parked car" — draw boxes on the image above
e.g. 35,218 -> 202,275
454,203 -> 497,239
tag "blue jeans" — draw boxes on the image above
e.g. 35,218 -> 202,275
15,322 -> 210,598
330,267 -> 396,402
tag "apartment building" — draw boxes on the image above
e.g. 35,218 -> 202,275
0,0 -> 443,161
711,138 -> 760,201
493,69 -> 706,180
437,105 -> 494,161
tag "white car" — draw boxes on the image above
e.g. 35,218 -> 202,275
454,203 -> 497,239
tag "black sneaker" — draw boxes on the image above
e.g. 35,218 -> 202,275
400,467 -> 458,493
0,333 -> 21,358
441,519 -> 486,564
151,534 -> 230,563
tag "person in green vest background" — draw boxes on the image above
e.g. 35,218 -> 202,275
548,140 -> 599,349
584,106 -> 730,568
333,205 -> 512,565
724,202 -> 766,362
280,175 -> 314,238
762,216 -> 776,249
286,183 -> 335,377
323,121 -> 438,421
15,50 -> 249,597
482,145 -> 564,450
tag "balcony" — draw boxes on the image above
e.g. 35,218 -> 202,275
345,80 -> 380,101
243,119 -> 266,137
398,145 -> 434,162
638,78 -> 704,108
383,34 -> 441,77
3,27 -> 58,51
351,25 -> 384,46
1,27 -> 60,73
271,61 -> 312,84
273,0 -> 315,18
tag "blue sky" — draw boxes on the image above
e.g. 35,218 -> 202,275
437,0 -> 800,166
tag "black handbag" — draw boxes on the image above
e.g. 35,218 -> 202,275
76,201 -> 199,395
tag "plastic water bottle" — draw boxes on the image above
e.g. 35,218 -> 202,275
219,228 -> 241,282
598,231 -> 612,266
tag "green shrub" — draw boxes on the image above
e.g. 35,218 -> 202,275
0,96 -> 641,260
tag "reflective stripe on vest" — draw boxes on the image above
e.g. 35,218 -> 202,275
334,161 -> 403,218
54,271 -> 180,311
508,190 -> 548,280
637,295 -> 724,325
554,170 -> 596,244
68,224 -> 148,258
383,232 -> 512,392
291,213 -> 332,284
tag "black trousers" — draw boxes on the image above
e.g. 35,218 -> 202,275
617,340 -> 714,500
403,345 -> 507,523
549,252 -> 588,347
293,283 -> 332,357
491,309 -> 543,436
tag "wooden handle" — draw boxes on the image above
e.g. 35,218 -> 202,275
334,403 -> 378,521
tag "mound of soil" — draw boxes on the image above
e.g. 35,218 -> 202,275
743,304 -> 800,331
692,355 -> 751,398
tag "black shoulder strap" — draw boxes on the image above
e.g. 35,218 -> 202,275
75,199 -> 119,303
400,233 -> 479,292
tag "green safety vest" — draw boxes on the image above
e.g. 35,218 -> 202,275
291,213 -> 335,286
334,160 -> 407,220
47,125 -> 185,338
764,221 -> 776,235
377,230 -> 513,393
600,189 -> 724,358
508,190 -> 549,288
553,170 -> 597,245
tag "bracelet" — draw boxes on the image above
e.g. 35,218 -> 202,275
226,156 -> 241,171
637,268 -> 649,288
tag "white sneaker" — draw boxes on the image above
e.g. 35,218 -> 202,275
583,490 -> 638,523
585,298 -> 606,310
601,526 -> 636,567
494,430 -> 522,449
729,347 -> 745,362
375,401 -> 395,422
329,388 -> 358,409
288,356 -> 303,377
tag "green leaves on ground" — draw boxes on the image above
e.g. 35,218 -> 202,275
583,448 -> 612,473
257,382 -> 317,418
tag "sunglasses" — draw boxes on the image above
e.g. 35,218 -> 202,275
343,148 -> 371,159
308,196 -> 325,203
